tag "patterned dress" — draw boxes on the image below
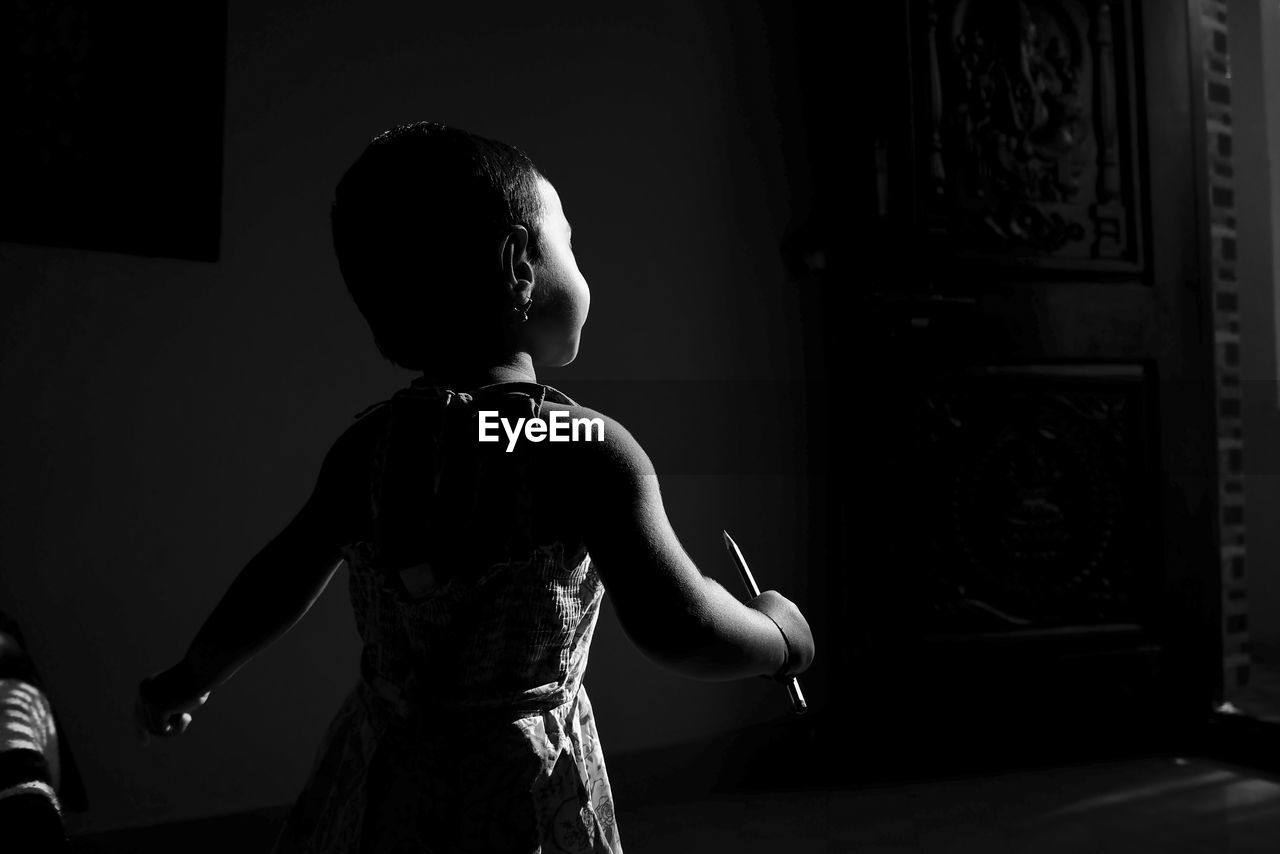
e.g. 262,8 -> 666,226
269,377 -> 622,853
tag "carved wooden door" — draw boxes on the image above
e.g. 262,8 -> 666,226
793,0 -> 1221,773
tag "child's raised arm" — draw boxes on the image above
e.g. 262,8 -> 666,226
135,421 -> 370,739
576,410 -> 814,682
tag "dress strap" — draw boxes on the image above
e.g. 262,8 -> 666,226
351,382 -> 469,421
538,383 -> 579,407
351,379 -> 579,422
351,398 -> 389,421
469,381 -> 580,412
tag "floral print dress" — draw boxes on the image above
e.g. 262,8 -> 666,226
269,378 -> 622,853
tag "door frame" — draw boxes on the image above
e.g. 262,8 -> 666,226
1188,0 -> 1280,771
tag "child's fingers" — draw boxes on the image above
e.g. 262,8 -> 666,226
134,670 -> 208,744
164,714 -> 187,736
134,696 -> 182,741
153,712 -> 193,738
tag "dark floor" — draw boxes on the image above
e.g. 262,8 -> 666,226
628,755 -> 1280,853
64,752 -> 1280,854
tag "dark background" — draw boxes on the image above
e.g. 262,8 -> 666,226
8,0 -> 1280,843
0,0 -> 821,834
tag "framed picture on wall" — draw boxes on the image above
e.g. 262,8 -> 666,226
0,2 -> 227,261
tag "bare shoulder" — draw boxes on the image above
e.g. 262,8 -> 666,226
538,402 -> 655,484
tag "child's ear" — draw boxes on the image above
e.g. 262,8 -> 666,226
498,225 -> 536,297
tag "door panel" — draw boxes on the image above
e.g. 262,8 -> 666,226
799,0 -> 1221,775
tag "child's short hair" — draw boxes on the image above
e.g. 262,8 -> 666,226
332,121 -> 547,371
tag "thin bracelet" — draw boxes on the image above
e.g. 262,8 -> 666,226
761,612 -> 793,681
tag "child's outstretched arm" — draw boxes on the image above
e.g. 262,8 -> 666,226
577,410 -> 814,682
135,423 -> 367,740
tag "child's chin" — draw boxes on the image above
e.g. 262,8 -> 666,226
544,340 -> 580,368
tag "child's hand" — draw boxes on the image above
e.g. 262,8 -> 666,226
746,590 -> 815,681
134,660 -> 210,745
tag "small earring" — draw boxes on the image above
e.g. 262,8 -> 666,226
511,297 -> 533,323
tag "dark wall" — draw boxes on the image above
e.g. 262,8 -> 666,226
0,0 -> 816,833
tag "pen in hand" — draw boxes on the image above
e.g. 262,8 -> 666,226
722,530 -> 808,715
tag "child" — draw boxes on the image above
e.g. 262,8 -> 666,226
134,121 -> 815,853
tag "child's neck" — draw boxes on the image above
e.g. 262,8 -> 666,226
423,354 -> 537,390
